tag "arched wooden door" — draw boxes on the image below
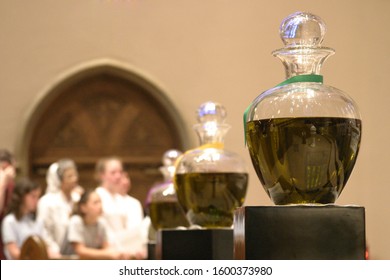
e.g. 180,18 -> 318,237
28,67 -> 186,208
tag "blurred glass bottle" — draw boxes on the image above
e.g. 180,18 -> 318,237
174,101 -> 248,228
147,149 -> 189,230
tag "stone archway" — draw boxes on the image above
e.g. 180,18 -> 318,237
17,61 -> 189,208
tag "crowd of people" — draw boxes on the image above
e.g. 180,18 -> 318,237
0,149 -> 148,260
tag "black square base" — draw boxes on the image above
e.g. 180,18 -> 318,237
234,205 -> 366,260
147,242 -> 156,260
156,229 -> 233,260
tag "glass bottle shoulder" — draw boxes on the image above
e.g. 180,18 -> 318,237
247,82 -> 361,121
175,146 -> 247,174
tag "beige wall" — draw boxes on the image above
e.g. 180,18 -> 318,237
1,0 -> 389,259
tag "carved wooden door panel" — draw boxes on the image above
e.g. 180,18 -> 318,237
29,71 -> 184,208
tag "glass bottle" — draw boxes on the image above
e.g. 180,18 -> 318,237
174,101 -> 248,228
147,149 -> 189,230
245,12 -> 362,205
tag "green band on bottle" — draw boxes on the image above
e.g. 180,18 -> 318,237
276,74 -> 323,87
243,74 -> 323,145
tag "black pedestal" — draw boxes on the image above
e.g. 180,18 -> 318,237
156,229 -> 233,260
234,205 -> 366,260
147,242 -> 156,260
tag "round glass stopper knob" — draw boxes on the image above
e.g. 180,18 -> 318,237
280,11 -> 326,47
162,149 -> 182,167
197,101 -> 227,124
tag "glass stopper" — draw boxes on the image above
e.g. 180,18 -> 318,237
193,101 -> 230,145
162,149 -> 182,167
197,101 -> 227,124
280,11 -> 326,47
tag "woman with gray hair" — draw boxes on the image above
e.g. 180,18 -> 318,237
37,159 -> 83,255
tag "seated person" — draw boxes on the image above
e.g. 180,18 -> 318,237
1,178 -> 58,259
37,159 -> 83,255
67,189 -> 128,259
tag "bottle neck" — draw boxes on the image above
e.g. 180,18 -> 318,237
272,47 -> 334,79
159,166 -> 175,182
194,122 -> 230,145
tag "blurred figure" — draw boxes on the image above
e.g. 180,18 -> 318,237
119,172 -> 147,259
118,173 -> 144,232
118,172 -> 144,230
44,161 -> 84,202
0,149 -> 15,218
95,157 -> 146,259
67,189 -> 128,259
44,162 -> 61,194
0,149 -> 16,260
117,172 -> 131,196
1,178 -> 58,259
37,159 -> 82,255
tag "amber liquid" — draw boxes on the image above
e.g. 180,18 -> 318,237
149,201 -> 189,230
246,117 -> 361,205
174,172 -> 248,228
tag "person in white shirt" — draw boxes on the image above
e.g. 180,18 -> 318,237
37,159 -> 82,255
95,157 -> 146,259
118,172 -> 149,257
117,172 -> 144,232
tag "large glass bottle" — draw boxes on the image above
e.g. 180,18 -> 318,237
147,149 -> 189,230
245,12 -> 362,205
174,101 -> 248,228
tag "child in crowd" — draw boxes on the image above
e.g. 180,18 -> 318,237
67,189 -> 129,259
1,178 -> 58,259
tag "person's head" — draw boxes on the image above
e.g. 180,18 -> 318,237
57,159 -> 78,194
118,172 -> 131,196
76,189 -> 102,220
95,157 -> 123,192
8,178 -> 41,220
0,149 -> 15,169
